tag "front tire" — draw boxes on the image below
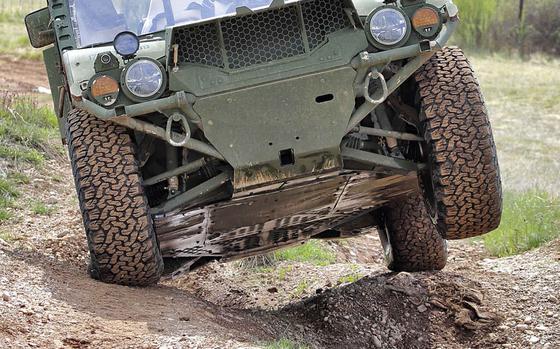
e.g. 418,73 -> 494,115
415,47 -> 503,240
67,109 -> 163,286
378,193 -> 448,272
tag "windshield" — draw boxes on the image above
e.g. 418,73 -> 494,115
69,0 -> 298,48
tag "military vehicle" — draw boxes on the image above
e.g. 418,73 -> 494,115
26,0 -> 502,286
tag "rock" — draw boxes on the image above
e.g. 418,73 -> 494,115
515,324 -> 529,331
524,316 -> 533,324
417,305 -> 428,313
21,309 -> 35,316
464,289 -> 484,304
372,336 -> 382,348
2,291 -> 11,302
535,324 -> 548,332
57,231 -> 70,239
429,298 -> 448,311
528,336 -> 539,344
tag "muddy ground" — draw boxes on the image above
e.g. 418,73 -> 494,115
0,58 -> 559,349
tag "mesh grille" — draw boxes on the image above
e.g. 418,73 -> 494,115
174,24 -> 224,68
222,6 -> 305,69
302,0 -> 351,50
172,0 -> 351,70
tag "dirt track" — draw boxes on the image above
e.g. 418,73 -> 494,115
0,60 -> 559,349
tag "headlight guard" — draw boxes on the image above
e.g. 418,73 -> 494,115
121,58 -> 166,102
366,6 -> 411,50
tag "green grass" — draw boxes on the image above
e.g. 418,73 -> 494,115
336,265 -> 364,285
0,97 -> 61,166
0,144 -> 44,165
30,200 -> 56,216
0,97 -> 61,222
293,280 -> 309,297
0,230 -> 15,243
480,190 -> 560,257
7,172 -> 30,185
264,339 -> 309,349
273,240 -> 336,267
0,177 -> 20,221
277,265 -> 294,281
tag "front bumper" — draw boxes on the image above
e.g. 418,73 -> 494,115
76,16 -> 457,195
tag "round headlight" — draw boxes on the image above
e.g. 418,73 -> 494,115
123,59 -> 165,101
114,31 -> 140,58
368,7 -> 410,49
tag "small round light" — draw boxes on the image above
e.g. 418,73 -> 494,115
90,75 -> 119,107
368,8 -> 409,48
412,7 -> 441,38
113,31 -> 140,58
124,59 -> 164,99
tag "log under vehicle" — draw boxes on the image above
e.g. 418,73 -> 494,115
25,0 -> 503,286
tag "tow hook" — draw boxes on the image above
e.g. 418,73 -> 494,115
165,113 -> 191,147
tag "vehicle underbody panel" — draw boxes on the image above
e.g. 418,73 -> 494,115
193,67 -> 356,190
154,171 -> 418,260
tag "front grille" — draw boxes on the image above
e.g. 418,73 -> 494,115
173,0 -> 352,70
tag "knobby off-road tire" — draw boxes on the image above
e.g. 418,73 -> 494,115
379,193 -> 448,272
415,47 -> 503,240
67,109 -> 163,286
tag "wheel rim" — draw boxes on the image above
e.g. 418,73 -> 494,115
417,110 -> 438,225
419,165 -> 438,225
378,220 -> 395,268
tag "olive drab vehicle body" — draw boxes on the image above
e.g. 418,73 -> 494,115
26,0 -> 503,285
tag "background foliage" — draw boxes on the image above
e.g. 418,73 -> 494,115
453,0 -> 560,56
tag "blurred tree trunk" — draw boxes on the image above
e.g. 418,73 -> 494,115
518,0 -> 527,59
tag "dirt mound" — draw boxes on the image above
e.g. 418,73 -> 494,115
255,271 -> 500,349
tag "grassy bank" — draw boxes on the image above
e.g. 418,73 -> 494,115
0,96 -> 61,221
481,191 -> 560,257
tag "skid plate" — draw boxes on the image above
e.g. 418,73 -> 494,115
154,171 -> 418,259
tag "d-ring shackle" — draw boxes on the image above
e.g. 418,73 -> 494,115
165,113 -> 191,147
363,69 -> 389,105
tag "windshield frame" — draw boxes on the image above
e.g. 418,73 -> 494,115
69,0 -> 300,49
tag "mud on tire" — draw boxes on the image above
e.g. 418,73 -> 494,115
67,109 -> 163,286
415,47 -> 503,240
378,193 -> 448,272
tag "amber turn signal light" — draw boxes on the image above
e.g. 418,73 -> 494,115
90,75 -> 120,107
412,7 -> 441,37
